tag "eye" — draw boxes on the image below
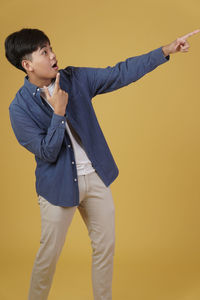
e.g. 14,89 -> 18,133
42,50 -> 48,55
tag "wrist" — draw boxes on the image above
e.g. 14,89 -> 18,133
162,45 -> 170,57
54,109 -> 65,116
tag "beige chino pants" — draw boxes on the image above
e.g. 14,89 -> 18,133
28,171 -> 115,300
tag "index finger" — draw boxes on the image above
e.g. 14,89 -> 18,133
180,29 -> 200,40
54,72 -> 60,90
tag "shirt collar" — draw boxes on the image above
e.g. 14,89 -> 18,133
24,75 -> 41,96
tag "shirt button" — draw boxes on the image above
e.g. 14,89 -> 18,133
68,145 -> 71,148
37,88 -> 40,91
74,178 -> 77,182
61,121 -> 65,124
33,92 -> 35,96
72,161 -> 75,165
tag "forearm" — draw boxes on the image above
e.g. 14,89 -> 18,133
38,113 -> 66,162
9,105 -> 66,163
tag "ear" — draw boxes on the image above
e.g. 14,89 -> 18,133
21,59 -> 34,72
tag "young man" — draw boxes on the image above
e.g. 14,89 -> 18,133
5,28 -> 199,300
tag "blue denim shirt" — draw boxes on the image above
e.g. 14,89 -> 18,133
9,47 -> 169,207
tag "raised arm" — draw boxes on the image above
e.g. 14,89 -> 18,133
75,47 -> 169,98
73,29 -> 200,99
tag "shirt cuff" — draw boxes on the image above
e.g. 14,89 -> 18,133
151,46 -> 170,66
51,113 -> 66,128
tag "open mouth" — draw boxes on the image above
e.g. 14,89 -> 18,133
52,62 -> 58,70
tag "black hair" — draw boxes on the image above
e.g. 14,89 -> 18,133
4,28 -> 50,73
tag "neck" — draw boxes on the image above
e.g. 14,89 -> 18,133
28,74 -> 53,88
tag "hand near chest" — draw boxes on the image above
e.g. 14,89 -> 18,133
43,73 -> 68,116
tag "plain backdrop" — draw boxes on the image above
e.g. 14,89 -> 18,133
1,0 -> 200,299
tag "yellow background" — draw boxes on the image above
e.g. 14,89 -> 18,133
1,0 -> 200,299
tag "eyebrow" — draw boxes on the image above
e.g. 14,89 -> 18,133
39,43 -> 51,51
39,44 -> 48,50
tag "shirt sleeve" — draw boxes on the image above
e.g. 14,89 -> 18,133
9,103 -> 66,163
74,47 -> 170,98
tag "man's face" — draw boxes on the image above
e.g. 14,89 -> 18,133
25,42 -> 59,84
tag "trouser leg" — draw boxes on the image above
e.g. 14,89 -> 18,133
78,172 -> 115,300
28,196 -> 76,300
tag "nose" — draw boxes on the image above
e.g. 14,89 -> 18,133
50,50 -> 56,60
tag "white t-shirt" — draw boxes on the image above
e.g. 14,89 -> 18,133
40,80 -> 95,176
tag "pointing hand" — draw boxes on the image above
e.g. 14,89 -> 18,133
43,73 -> 68,116
162,29 -> 200,57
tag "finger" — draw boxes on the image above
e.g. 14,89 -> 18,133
180,29 -> 200,40
43,86 -> 51,101
181,41 -> 190,50
180,45 -> 188,52
180,47 -> 189,53
54,72 -> 60,92
175,38 -> 189,51
174,40 -> 183,51
181,46 -> 189,51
